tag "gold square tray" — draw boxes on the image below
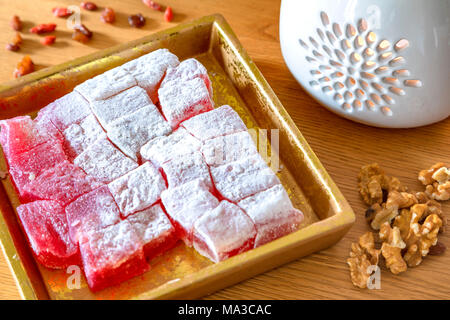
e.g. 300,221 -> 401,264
0,14 -> 355,300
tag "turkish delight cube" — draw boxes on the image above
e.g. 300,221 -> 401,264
23,160 -> 102,206
202,131 -> 257,166
160,58 -> 212,95
108,162 -> 166,217
140,127 -> 201,167
181,105 -> 246,141
107,105 -> 171,161
192,200 -> 256,263
17,200 -> 80,269
63,114 -> 106,160
65,185 -> 121,243
9,141 -> 68,199
210,154 -> 280,202
89,86 -> 153,129
158,77 -> 213,128
126,204 -> 178,259
75,67 -> 137,102
36,91 -> 91,132
161,151 -> 212,189
160,179 -> 219,246
238,184 -> 304,247
122,48 -> 179,102
79,220 -> 148,292
74,137 -> 138,184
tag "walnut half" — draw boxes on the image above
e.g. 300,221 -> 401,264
419,163 -> 450,201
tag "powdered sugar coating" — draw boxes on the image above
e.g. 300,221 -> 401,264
23,160 -> 102,205
210,153 -> 280,202
63,115 -> 106,160
160,58 -> 212,95
202,131 -> 257,166
238,184 -> 304,247
182,105 -> 246,141
89,86 -> 152,129
161,179 -> 219,246
17,200 -> 79,269
66,185 -> 121,243
107,105 -> 171,161
158,77 -> 213,128
192,201 -> 256,263
74,137 -> 138,183
161,151 -> 212,189
75,67 -> 137,102
140,127 -> 201,167
122,48 -> 179,102
108,162 -> 166,217
36,91 -> 91,132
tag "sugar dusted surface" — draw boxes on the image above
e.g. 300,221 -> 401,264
63,115 -> 106,160
202,131 -> 257,166
107,105 -> 171,161
89,86 -> 152,129
108,162 -> 166,217
193,201 -> 256,263
74,137 -> 138,183
211,153 -> 280,202
75,67 -> 137,102
161,151 -> 212,189
140,127 -> 201,166
238,184 -> 304,247
182,105 -> 246,141
158,78 -> 213,128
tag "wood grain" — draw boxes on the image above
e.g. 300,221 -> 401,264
0,0 -> 448,300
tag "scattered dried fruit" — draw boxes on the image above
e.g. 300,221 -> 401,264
72,24 -> 93,43
6,43 -> 20,52
143,0 -> 161,11
419,163 -> 450,201
81,2 -> 98,11
101,7 -> 116,24
128,13 -> 146,28
40,35 -> 56,46
52,7 -> 73,18
10,15 -> 22,31
29,23 -> 57,34
164,6 -> 173,22
6,32 -> 22,52
13,55 -> 34,78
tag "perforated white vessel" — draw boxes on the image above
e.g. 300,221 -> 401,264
280,0 -> 450,128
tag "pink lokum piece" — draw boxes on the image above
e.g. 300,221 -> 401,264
126,204 -> 178,259
107,105 -> 171,161
122,48 -> 179,102
181,105 -> 246,141
238,184 -> 304,247
201,131 -> 257,166
65,185 -> 121,243
74,137 -> 138,183
210,154 -> 280,202
23,161 -> 102,206
160,58 -> 212,95
17,200 -> 80,269
89,86 -> 152,129
36,91 -> 91,132
160,179 -> 219,246
63,115 -> 106,160
108,162 -> 166,217
192,200 -> 256,263
158,78 -> 213,129
160,151 -> 212,189
75,67 -> 137,102
79,220 -> 148,292
140,127 -> 201,167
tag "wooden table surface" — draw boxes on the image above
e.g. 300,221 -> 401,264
0,0 -> 448,300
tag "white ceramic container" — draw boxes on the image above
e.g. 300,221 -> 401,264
280,0 -> 450,128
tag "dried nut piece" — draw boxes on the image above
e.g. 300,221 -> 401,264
415,192 -> 446,232
367,202 -> 398,230
381,242 -> 407,274
379,222 -> 406,249
386,191 -> 417,209
347,232 -> 380,288
419,163 -> 450,201
13,55 -> 34,78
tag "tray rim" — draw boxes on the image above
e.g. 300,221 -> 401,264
0,14 -> 355,300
